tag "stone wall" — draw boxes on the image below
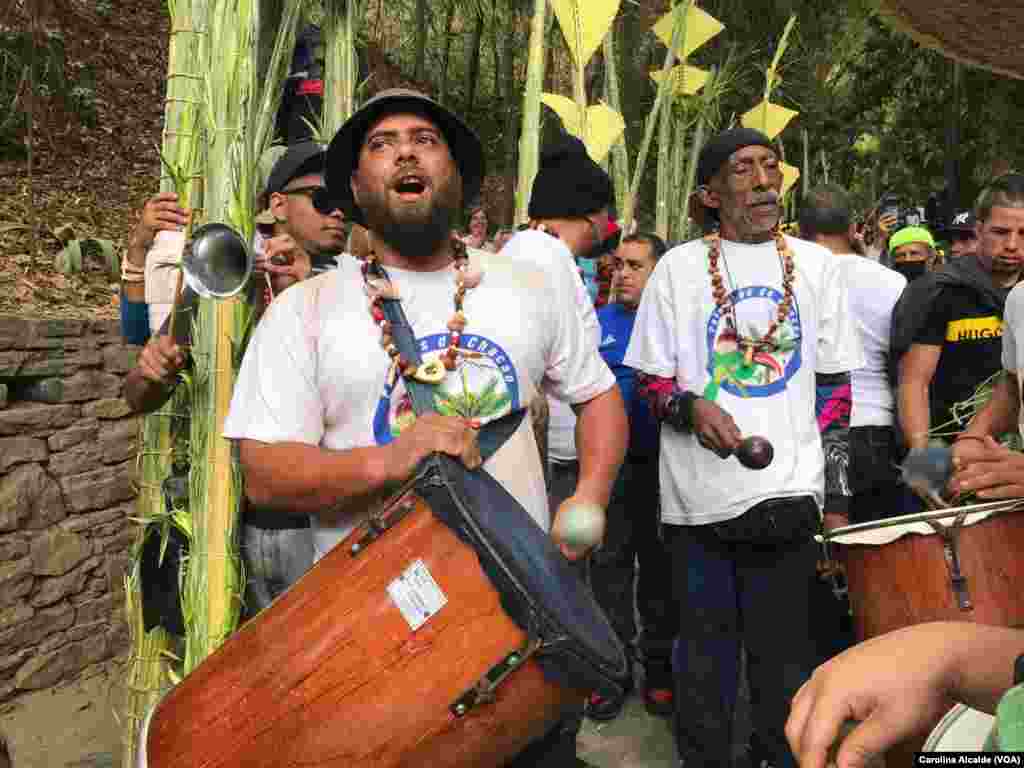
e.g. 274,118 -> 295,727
0,315 -> 139,706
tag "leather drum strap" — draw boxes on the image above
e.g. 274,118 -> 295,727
378,294 -> 525,462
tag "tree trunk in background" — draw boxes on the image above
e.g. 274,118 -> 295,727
439,0 -> 456,103
465,8 -> 485,114
414,0 -> 427,80
256,0 -> 285,87
501,2 -> 519,224
491,0 -> 499,99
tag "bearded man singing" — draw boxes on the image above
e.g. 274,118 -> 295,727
222,90 -> 626,767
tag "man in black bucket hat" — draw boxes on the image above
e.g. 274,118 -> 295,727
224,90 -> 627,767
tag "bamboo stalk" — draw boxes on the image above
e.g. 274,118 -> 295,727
123,1 -> 207,763
323,0 -> 358,137
515,0 -> 549,223
669,103 -> 688,242
802,127 -> 810,196
657,1 -> 690,240
183,0 -> 258,673
602,30 -> 629,218
622,0 -> 690,232
680,91 -> 709,241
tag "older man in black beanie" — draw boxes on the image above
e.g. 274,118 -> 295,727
625,128 -> 863,768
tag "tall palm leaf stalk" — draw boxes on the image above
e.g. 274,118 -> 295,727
602,30 -> 629,219
621,0 -> 687,232
123,0 -> 207,763
515,0 -> 549,223
184,0 -> 259,675
182,0 -> 307,676
323,0 -> 360,137
655,1 -> 690,240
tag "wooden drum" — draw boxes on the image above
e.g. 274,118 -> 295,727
137,455 -> 628,768
823,500 -> 1024,766
824,500 -> 1024,641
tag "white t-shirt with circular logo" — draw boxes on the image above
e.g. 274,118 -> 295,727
223,249 -> 615,559
624,235 -> 864,526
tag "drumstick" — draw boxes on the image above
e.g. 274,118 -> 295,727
168,269 -> 184,340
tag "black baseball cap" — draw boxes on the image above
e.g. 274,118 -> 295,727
947,209 -> 976,234
325,89 -> 485,227
255,141 -> 327,227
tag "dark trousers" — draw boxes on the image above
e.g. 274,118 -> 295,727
849,425 -> 922,523
666,513 -> 819,768
589,456 -> 677,687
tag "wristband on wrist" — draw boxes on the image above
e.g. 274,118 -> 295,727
121,256 -> 145,283
663,391 -> 700,433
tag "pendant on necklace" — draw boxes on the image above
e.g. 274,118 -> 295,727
412,359 -> 447,384
743,342 -> 754,368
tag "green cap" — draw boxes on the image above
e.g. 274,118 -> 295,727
889,226 -> 936,252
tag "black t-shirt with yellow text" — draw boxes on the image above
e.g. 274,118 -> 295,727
913,283 -> 1004,433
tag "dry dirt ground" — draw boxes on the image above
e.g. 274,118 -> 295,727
0,656 -> 125,768
2,0 -> 167,321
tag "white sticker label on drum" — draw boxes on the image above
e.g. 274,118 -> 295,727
387,559 -> 448,632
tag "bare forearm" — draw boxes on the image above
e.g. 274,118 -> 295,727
899,380 -> 931,449
239,440 -> 406,522
941,622 -> 1022,713
573,386 -> 627,507
967,372 -> 1019,438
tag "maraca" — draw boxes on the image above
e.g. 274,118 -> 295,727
551,499 -> 606,554
734,435 -> 774,470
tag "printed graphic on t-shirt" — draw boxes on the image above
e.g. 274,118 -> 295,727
373,331 -> 522,444
704,286 -> 803,400
945,316 -> 1003,342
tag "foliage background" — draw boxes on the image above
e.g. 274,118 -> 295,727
3,0 -> 1024,318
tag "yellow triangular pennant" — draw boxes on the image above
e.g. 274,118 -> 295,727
780,161 -> 800,197
741,100 -> 799,140
551,0 -> 621,70
650,64 -> 711,95
540,94 -> 626,163
652,5 -> 724,59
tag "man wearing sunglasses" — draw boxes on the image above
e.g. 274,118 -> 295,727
124,142 -> 346,620
253,140 -> 348,293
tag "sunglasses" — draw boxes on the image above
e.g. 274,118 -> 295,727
282,185 -> 344,216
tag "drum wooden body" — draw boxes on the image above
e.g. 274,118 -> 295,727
825,502 -> 1024,767
141,489 -> 585,768
829,504 -> 1024,641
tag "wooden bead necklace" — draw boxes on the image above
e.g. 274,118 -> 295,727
706,225 -> 796,367
361,235 -> 482,384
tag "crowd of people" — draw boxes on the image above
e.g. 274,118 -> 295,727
117,87 -> 1024,768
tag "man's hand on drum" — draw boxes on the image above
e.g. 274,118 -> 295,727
255,234 -> 313,297
692,399 -> 742,458
389,412 -> 481,478
137,334 -> 187,386
948,435 -> 1024,500
786,623 -> 961,768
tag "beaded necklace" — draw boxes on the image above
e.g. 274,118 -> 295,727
361,234 -> 483,384
706,226 -> 796,367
